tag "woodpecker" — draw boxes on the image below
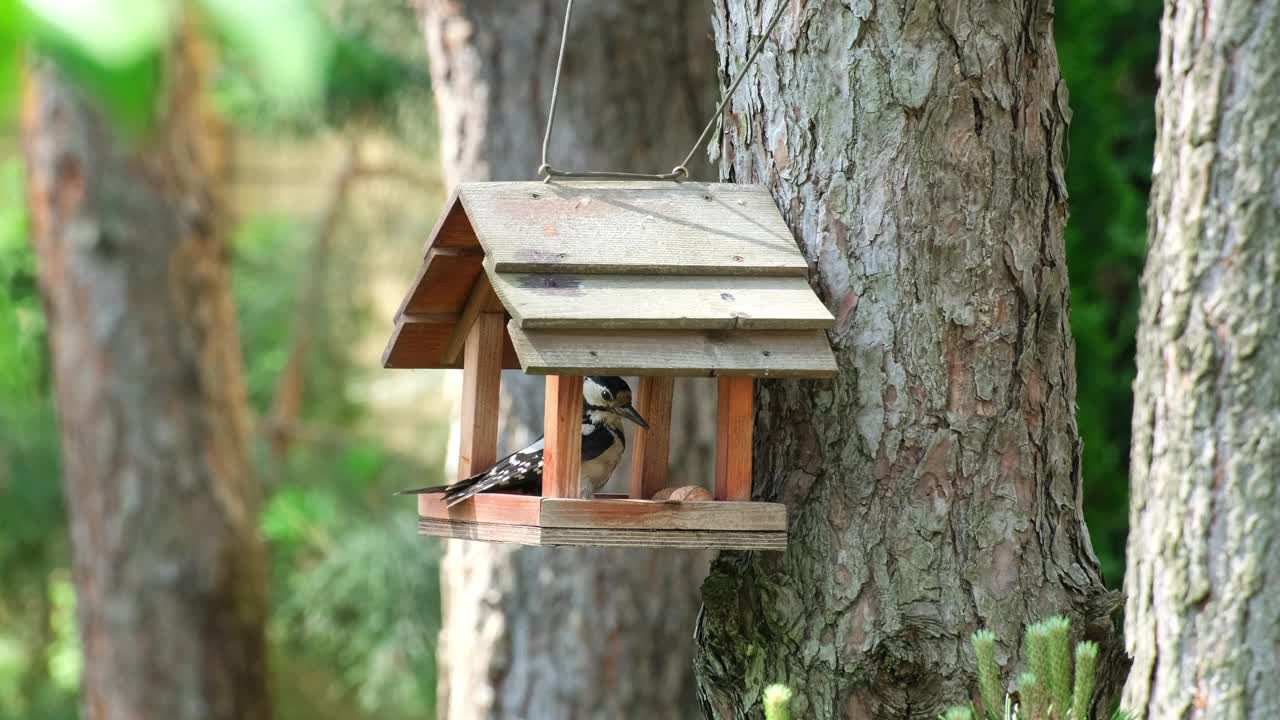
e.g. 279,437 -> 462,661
397,376 -> 649,506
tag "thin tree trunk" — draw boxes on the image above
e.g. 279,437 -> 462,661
421,2 -> 717,718
694,2 -> 1125,718
1123,0 -> 1280,717
22,27 -> 270,720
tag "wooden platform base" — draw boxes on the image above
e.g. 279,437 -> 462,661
416,493 -> 787,550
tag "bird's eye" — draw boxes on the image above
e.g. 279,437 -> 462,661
601,389 -> 613,401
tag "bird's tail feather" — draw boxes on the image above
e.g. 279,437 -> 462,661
442,479 -> 484,508
395,477 -> 483,507
394,484 -> 452,495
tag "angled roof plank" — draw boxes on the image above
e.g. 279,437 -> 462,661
396,247 -> 485,318
382,315 -> 521,370
506,323 -> 837,378
441,274 -> 506,366
425,191 -> 483,251
487,261 -> 834,332
458,181 -> 809,276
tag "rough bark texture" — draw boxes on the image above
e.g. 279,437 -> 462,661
421,2 -> 717,718
694,2 -> 1125,718
22,29 -> 269,720
1123,1 -> 1280,717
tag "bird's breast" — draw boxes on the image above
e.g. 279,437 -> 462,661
580,440 -> 624,492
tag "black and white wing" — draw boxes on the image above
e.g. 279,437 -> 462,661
443,438 -> 545,507
396,437 -> 545,507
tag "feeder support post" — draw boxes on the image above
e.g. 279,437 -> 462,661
543,375 -> 584,498
714,376 -> 754,501
629,376 -> 674,499
457,313 -> 505,479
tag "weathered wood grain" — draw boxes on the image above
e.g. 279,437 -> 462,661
488,263 -> 833,331
425,191 -> 482,250
381,315 -> 521,369
397,248 -> 485,317
539,498 -> 785,531
714,377 -> 754,501
629,376 -> 674,498
417,516 -> 787,550
417,492 -> 541,525
458,181 -> 809,276
457,313 -> 504,482
541,526 -> 785,550
442,275 -> 505,365
542,376 -> 583,498
507,324 -> 838,377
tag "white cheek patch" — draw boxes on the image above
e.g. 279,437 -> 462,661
583,380 -> 606,407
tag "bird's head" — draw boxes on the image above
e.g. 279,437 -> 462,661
583,376 -> 649,429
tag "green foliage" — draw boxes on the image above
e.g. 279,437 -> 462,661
1073,643 -> 1099,719
952,618 -> 1132,720
213,7 -> 429,133
0,158 -> 75,720
1057,0 -> 1161,586
229,212 -> 450,718
974,630 -> 1003,720
763,684 -> 794,720
8,0 -> 331,128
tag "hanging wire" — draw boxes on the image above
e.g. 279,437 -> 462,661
537,0 -> 575,179
538,0 -> 793,182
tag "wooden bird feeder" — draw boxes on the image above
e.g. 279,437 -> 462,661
382,181 -> 836,550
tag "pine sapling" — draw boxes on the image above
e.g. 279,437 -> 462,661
1071,642 -> 1099,720
1018,672 -> 1045,720
1043,616 -> 1073,716
973,630 -> 1004,720
763,684 -> 794,720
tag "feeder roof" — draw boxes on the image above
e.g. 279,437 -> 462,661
382,181 -> 837,377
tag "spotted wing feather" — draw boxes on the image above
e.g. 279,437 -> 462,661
442,440 -> 545,507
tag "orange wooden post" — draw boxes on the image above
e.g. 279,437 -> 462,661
543,375 -> 583,499
628,375 -> 674,499
456,313 -> 505,479
714,376 -> 754,501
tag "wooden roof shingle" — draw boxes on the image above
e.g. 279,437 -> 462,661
382,181 -> 837,377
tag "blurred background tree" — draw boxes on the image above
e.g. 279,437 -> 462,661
0,0 -> 1156,717
1057,0 -> 1160,584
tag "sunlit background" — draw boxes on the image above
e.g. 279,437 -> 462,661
0,0 -> 1157,717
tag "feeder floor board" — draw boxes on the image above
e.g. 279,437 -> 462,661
415,494 -> 787,551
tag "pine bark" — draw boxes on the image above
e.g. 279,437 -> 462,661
22,28 -> 269,720
1123,0 -> 1280,717
694,2 -> 1125,718
420,2 -> 717,718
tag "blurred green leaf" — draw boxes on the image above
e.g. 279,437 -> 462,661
322,31 -> 427,125
21,0 -> 171,66
262,486 -> 342,547
202,0 -> 331,109
0,0 -> 25,116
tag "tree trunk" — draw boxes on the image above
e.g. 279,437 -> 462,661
694,2 -> 1125,718
22,27 -> 270,720
421,2 -> 717,719
1123,0 -> 1280,717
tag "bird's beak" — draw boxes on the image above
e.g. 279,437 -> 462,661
615,404 -> 649,429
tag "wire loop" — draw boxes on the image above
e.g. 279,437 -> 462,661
538,0 -> 792,182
